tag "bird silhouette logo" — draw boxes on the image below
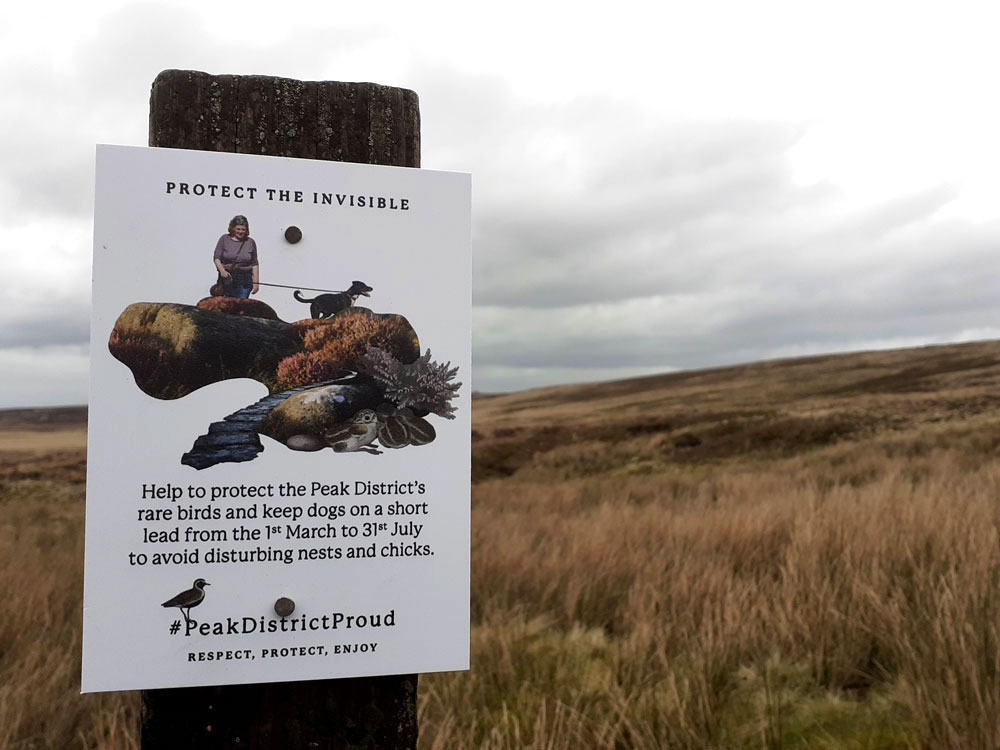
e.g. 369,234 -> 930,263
161,578 -> 210,626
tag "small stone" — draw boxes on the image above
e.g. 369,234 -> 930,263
286,434 -> 324,451
406,417 -> 436,446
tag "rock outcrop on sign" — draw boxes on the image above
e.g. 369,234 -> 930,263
180,376 -> 369,469
108,303 -> 419,400
182,377 -> 445,468
109,299 -> 458,468
109,303 -> 301,399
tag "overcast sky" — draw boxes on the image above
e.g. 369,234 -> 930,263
3,0 -> 999,407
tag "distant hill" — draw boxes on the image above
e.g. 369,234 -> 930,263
0,406 -> 87,430
10,338 -> 1000,481
471,339 -> 1000,482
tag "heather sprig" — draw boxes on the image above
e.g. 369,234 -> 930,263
362,347 -> 461,419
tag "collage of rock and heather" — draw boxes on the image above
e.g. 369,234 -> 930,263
107,293 -> 461,469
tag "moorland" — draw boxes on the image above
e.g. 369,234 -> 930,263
6,340 -> 1000,748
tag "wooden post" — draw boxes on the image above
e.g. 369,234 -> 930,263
141,69 -> 420,749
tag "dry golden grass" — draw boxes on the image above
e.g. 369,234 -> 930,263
0,446 -> 138,750
423,458 -> 1000,748
0,428 -> 87,453
9,340 -> 1000,747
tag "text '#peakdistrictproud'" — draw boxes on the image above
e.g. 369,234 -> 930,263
180,608 -> 396,637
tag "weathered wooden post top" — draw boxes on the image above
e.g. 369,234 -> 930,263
149,69 -> 420,165
141,68 -> 423,749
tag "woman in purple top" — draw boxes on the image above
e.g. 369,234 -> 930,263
213,215 -> 260,298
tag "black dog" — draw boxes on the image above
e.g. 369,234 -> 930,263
294,281 -> 373,319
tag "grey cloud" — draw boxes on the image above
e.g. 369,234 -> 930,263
0,345 -> 89,409
412,64 -> 996,387
0,6 -> 377,225
417,67 -> 973,340
4,25 -> 996,402
473,177 -> 961,311
0,70 -> 97,220
424,97 -> 820,308
472,214 -> 1000,377
0,305 -> 91,349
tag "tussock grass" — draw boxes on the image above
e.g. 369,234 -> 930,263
9,339 -> 1000,747
421,455 -> 997,748
0,466 -> 139,750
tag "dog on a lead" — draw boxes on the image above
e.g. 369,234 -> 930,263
294,280 -> 373,319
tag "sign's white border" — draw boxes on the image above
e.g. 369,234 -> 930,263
83,145 -> 471,692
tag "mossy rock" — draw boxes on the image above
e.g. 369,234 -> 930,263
259,379 -> 384,444
109,303 -> 301,399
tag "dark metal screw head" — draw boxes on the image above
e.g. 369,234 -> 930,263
274,597 -> 295,617
284,226 -> 302,244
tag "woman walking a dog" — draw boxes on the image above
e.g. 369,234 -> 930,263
213,215 -> 260,298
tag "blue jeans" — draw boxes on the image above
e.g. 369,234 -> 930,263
224,269 -> 253,298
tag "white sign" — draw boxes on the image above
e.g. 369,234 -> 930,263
83,145 -> 471,692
